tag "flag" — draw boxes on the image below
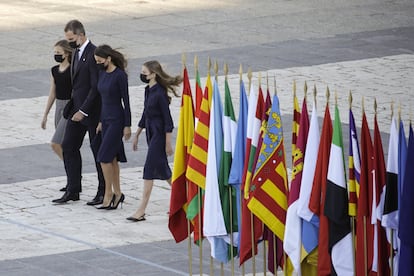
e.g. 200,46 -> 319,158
284,96 -> 309,273
398,120 -> 407,212
398,123 -> 414,276
292,88 -> 300,165
239,84 -> 264,265
308,103 -> 332,276
356,112 -> 374,276
194,67 -> 203,119
395,119 -> 407,273
247,93 -> 288,242
348,108 -> 361,217
186,72 -> 212,190
372,113 -> 390,275
324,104 -> 354,275
297,97 -> 319,275
228,79 -> 248,252
219,77 -> 239,254
204,80 -> 228,262
186,73 -> 213,243
382,115 -> 399,275
169,67 -> 195,243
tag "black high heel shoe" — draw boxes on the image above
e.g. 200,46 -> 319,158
96,194 -> 115,209
109,193 -> 125,210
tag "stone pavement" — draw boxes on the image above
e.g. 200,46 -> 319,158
1,0 -> 414,275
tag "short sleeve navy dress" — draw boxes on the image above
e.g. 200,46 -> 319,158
138,83 -> 174,180
97,67 -> 131,163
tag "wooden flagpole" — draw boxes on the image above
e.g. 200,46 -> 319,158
273,76 -> 278,275
389,100 -> 395,276
225,63 -> 236,276
240,64 -> 246,276
182,53 -> 193,276
362,96 -> 368,276
349,90 -> 357,276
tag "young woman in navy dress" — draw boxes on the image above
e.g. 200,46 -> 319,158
94,45 -> 131,209
127,60 -> 182,222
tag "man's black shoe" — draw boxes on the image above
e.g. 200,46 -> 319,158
86,194 -> 104,206
52,192 -> 80,204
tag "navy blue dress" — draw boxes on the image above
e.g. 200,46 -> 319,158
97,67 -> 131,163
138,83 -> 174,180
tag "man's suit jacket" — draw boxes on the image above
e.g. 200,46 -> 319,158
69,41 -> 100,126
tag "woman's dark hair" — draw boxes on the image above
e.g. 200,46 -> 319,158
54,40 -> 72,63
94,44 -> 127,72
143,60 -> 182,102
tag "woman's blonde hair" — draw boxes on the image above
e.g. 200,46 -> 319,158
144,60 -> 182,102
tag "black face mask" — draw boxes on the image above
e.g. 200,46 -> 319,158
97,63 -> 108,71
54,54 -> 64,63
140,73 -> 150,83
69,40 -> 78,49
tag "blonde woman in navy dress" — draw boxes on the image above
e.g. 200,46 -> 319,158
127,60 -> 182,222
94,45 -> 131,209
41,40 -> 72,161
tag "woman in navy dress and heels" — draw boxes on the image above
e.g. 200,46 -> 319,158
94,45 -> 132,209
127,60 -> 182,222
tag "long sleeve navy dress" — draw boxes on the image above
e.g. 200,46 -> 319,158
138,83 -> 174,180
97,67 -> 131,163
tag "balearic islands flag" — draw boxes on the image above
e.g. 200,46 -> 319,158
348,108 -> 361,217
169,67 -> 195,243
324,104 -> 354,275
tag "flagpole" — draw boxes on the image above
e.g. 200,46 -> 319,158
240,64 -> 246,276
248,68 -> 256,276
349,90 -> 356,276
194,55 -> 204,276
181,53 -> 194,276
213,59 -> 224,276
362,96 -> 368,276
389,100 -> 395,276
225,63 -> 236,276
273,76 -> 278,276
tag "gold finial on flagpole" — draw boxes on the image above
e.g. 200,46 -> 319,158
374,98 -> 378,115
207,57 -> 211,75
224,63 -> 229,80
293,80 -> 297,98
214,60 -> 219,81
248,67 -> 252,91
266,71 -> 269,92
335,91 -> 338,106
326,86 -> 330,105
304,81 -> 308,100
313,84 -> 317,109
362,96 -> 365,114
258,71 -> 262,88
274,74 -> 277,96
349,90 -> 353,109
239,64 -> 243,84
391,100 -> 394,119
194,55 -> 199,75
181,53 -> 186,69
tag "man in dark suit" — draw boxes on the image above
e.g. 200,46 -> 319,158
52,19 -> 105,205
